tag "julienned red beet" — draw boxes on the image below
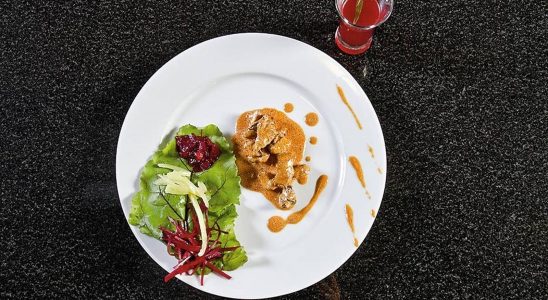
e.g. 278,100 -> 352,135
161,202 -> 237,285
175,134 -> 221,172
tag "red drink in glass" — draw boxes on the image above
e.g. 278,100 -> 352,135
335,0 -> 393,55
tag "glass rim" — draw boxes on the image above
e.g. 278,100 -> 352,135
335,0 -> 394,30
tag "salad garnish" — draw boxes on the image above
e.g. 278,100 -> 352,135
129,124 -> 247,285
161,209 -> 239,284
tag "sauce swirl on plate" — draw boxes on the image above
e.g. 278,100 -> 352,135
337,85 -> 363,130
305,112 -> 319,126
368,144 -> 384,174
345,204 -> 359,247
349,156 -> 371,199
368,145 -> 375,158
349,156 -> 365,188
284,103 -> 294,113
267,216 -> 286,233
267,175 -> 328,232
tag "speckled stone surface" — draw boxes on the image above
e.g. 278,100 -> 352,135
1,0 -> 546,299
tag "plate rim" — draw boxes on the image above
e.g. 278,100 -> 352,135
116,32 -> 387,299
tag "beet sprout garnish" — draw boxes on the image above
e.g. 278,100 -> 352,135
160,200 -> 239,285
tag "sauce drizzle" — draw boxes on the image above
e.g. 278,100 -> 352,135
349,156 -> 371,199
337,85 -> 363,130
309,136 -> 318,145
267,175 -> 328,232
368,144 -> 384,174
267,216 -> 286,233
284,103 -> 294,113
345,204 -> 359,247
368,145 -> 375,158
305,112 -> 319,126
349,156 -> 365,188
287,175 -> 328,224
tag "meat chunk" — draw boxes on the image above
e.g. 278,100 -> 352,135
294,164 -> 310,185
271,158 -> 294,187
241,113 -> 286,161
256,160 -> 295,190
253,115 -> 279,152
257,169 -> 275,189
278,186 -> 297,209
247,148 -> 270,163
269,136 -> 291,154
233,108 -> 309,210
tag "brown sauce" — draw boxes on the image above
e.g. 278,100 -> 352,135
283,103 -> 294,113
349,156 -> 372,199
345,204 -> 358,247
267,175 -> 328,232
305,112 -> 319,126
305,156 -> 311,162
296,169 -> 308,185
337,85 -> 363,130
349,156 -> 365,188
267,216 -> 286,232
309,136 -> 318,145
369,145 -> 384,174
368,145 -> 375,158
233,108 -> 309,210
345,204 -> 355,232
287,175 -> 328,224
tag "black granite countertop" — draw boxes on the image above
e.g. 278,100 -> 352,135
2,0 -> 546,299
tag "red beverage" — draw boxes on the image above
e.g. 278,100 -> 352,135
335,0 -> 383,55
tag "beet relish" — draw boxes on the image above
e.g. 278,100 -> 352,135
175,134 -> 221,172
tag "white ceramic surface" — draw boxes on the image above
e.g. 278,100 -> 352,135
116,33 -> 386,299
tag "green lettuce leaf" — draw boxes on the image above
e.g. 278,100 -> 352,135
219,229 -> 248,271
222,247 -> 248,271
176,125 -> 241,214
128,135 -> 187,238
129,124 -> 247,271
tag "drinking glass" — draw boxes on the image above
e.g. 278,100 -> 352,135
335,0 -> 394,55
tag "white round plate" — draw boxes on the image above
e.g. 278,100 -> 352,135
116,33 -> 386,299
